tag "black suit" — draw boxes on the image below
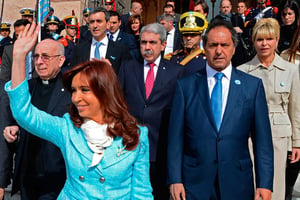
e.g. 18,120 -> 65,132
114,31 -> 141,61
10,74 -> 70,200
120,13 -> 131,32
70,39 -> 131,74
118,58 -> 183,199
0,45 -> 36,82
0,80 -> 16,190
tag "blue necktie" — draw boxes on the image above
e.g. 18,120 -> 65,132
211,72 -> 224,130
109,34 -> 114,41
94,42 -> 102,59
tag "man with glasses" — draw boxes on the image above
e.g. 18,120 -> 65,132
1,39 -> 70,200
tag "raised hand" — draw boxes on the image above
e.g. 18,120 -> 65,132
11,22 -> 39,88
13,22 -> 40,59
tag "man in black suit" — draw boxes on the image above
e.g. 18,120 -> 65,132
107,11 -> 140,60
118,23 -> 183,200
158,14 -> 182,56
70,7 -> 131,74
2,39 -> 70,200
0,80 -> 15,200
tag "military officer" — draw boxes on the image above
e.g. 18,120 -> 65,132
165,11 -> 208,76
19,8 -> 35,23
79,7 -> 92,43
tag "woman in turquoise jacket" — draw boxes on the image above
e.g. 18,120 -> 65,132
5,23 -> 153,200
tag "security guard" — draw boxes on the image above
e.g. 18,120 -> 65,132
19,8 -> 35,23
0,22 -> 13,60
79,7 -> 92,43
59,16 -> 79,68
165,11 -> 208,76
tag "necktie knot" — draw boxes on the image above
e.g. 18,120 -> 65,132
214,72 -> 224,81
109,34 -> 114,40
148,63 -> 155,69
96,42 -> 102,48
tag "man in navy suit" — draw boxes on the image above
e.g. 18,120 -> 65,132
107,11 -> 140,60
118,23 -> 183,199
167,19 -> 274,200
70,7 -> 131,74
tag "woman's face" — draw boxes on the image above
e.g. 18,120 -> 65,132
253,33 -> 278,59
131,19 -> 140,32
71,72 -> 103,124
281,8 -> 296,26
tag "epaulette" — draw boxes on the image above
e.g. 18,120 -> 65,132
244,7 -> 253,16
58,38 -> 68,47
163,49 -> 183,60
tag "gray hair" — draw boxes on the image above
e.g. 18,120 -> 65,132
158,14 -> 174,23
140,23 -> 167,42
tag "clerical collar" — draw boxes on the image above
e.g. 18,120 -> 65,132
40,73 -> 60,85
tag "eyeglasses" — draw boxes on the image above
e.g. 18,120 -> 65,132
32,54 -> 61,62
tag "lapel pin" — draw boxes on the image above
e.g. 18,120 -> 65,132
110,56 -> 116,60
280,82 -> 285,87
61,88 -> 64,92
163,67 -> 166,70
117,145 -> 127,157
234,80 -> 241,85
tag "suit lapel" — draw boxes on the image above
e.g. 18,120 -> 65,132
135,62 -> 147,100
220,68 -> 244,132
100,137 -> 131,169
195,69 -> 217,132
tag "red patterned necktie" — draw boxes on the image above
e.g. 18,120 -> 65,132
145,63 -> 155,99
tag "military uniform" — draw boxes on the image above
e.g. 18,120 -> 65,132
59,16 -> 79,68
0,23 -> 13,61
165,11 -> 207,76
79,8 -> 92,43
42,16 -> 62,40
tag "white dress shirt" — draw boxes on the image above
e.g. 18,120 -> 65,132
90,36 -> 109,60
109,29 -> 120,42
143,56 -> 161,82
206,63 -> 232,120
164,28 -> 175,56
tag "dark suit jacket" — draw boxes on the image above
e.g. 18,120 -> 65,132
120,13 -> 131,32
11,74 -> 71,195
167,67 -> 274,200
70,39 -> 131,74
115,31 -> 141,61
0,80 -> 16,188
0,45 -> 36,82
118,58 -> 184,162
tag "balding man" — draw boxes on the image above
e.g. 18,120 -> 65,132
2,39 -> 70,200
120,1 -> 143,32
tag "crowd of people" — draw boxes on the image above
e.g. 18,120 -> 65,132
0,0 -> 300,199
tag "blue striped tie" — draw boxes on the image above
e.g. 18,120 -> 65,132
94,42 -> 102,59
211,72 -> 224,131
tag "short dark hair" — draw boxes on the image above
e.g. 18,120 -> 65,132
14,18 -> 30,27
194,0 -> 209,15
108,10 -> 121,21
163,4 -> 175,11
203,19 -> 239,47
89,7 -> 110,22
